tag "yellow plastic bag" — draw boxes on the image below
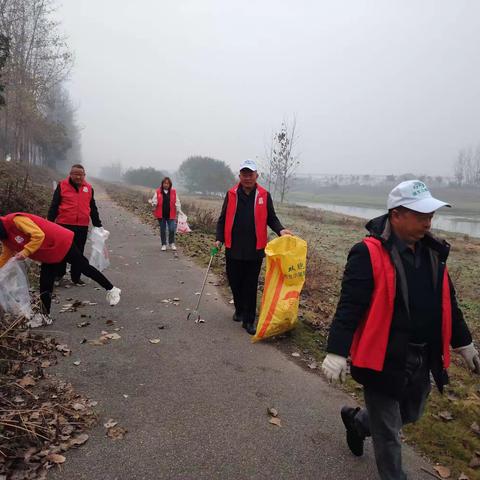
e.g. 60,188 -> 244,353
253,235 -> 307,342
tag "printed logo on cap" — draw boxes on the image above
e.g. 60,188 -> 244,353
411,181 -> 428,197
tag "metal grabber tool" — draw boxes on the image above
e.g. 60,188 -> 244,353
187,246 -> 219,323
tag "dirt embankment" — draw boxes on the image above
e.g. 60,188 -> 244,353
0,160 -> 60,217
0,161 -> 96,479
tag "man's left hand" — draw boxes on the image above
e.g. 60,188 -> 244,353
280,229 -> 293,236
454,343 -> 480,374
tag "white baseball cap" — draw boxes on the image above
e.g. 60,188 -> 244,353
239,159 -> 258,171
387,180 -> 451,213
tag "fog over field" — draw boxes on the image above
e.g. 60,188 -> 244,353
60,1 -> 480,176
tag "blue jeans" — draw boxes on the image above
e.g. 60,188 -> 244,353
158,219 -> 176,245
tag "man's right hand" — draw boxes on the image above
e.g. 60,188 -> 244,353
214,241 -> 222,250
322,354 -> 348,383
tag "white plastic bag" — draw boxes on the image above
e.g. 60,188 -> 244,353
177,212 -> 191,234
89,227 -> 110,272
0,258 -> 32,318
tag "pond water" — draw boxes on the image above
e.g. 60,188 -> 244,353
297,202 -> 480,238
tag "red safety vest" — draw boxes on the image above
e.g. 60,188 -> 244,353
55,178 -> 92,226
0,213 -> 74,264
224,183 -> 268,250
154,188 -> 177,219
350,236 -> 452,372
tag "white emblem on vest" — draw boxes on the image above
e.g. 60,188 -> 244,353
83,186 -> 89,193
15,236 -> 25,244
258,197 -> 264,205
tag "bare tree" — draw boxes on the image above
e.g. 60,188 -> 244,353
272,119 -> 300,203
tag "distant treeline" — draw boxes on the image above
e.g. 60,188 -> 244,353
101,156 -> 235,194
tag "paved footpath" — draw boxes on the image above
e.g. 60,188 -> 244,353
49,187 -> 432,480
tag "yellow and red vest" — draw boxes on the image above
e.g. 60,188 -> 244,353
224,183 -> 268,250
56,178 -> 92,226
1,213 -> 74,264
154,188 -> 177,219
350,236 -> 452,372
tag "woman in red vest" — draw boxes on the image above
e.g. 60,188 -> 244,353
149,177 -> 182,251
0,213 -> 121,325
321,180 -> 479,480
215,160 -> 292,335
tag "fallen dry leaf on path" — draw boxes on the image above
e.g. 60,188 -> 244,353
69,434 -> 89,447
105,333 -> 121,340
56,344 -> 71,356
46,453 -> 66,464
269,417 -> 282,427
438,411 -> 453,421
458,473 -> 469,479
433,465 -> 451,478
106,425 -> 127,440
149,338 -> 161,344
291,352 -> 300,358
18,375 -> 36,387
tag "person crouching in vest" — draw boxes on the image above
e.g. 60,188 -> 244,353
149,177 -> 183,251
0,213 -> 121,325
321,180 -> 479,480
48,164 -> 103,286
215,160 -> 292,335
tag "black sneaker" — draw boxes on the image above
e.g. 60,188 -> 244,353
341,406 -> 365,457
232,312 -> 242,322
72,279 -> 86,286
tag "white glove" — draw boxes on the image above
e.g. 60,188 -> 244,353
321,353 -> 348,383
454,343 -> 480,374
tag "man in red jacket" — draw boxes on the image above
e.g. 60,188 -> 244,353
215,160 -> 292,335
322,180 -> 479,480
0,213 -> 120,324
48,164 -> 103,285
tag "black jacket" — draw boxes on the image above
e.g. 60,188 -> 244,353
327,214 -> 472,398
47,178 -> 102,228
216,185 -> 284,261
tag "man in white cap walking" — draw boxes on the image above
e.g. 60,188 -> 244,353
321,180 -> 479,480
215,160 -> 292,335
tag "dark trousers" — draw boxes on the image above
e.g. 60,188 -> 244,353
40,243 -> 113,314
225,257 -> 263,325
56,225 -> 88,283
354,345 -> 431,480
158,219 -> 176,245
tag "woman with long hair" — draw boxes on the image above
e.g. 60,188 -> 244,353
149,177 -> 182,251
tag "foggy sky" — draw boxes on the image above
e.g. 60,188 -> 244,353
60,1 -> 480,176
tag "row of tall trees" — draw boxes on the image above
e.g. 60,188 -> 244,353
0,0 -> 80,168
453,146 -> 480,186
